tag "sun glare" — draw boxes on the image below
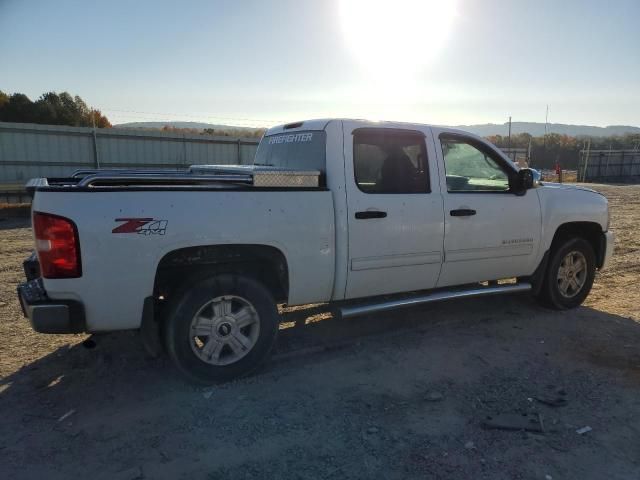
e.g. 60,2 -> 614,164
338,0 -> 457,75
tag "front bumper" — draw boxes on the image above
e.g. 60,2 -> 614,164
17,278 -> 86,334
600,231 -> 615,270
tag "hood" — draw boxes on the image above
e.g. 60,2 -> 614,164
539,182 -> 602,195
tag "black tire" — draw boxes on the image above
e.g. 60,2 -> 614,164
164,274 -> 279,384
537,237 -> 596,310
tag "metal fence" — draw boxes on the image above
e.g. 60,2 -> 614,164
0,121 -> 260,188
578,150 -> 640,183
499,147 -> 529,168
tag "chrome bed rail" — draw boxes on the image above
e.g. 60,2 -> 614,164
71,168 -> 187,178
76,172 -> 253,187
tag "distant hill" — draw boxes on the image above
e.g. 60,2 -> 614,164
451,122 -> 640,138
115,120 -> 640,138
114,121 -> 263,134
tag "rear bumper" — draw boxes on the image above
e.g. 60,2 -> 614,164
600,231 -> 615,270
17,278 -> 86,334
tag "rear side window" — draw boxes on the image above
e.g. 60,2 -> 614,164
254,131 -> 326,171
354,129 -> 429,194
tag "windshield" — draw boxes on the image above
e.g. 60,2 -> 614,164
254,131 -> 326,171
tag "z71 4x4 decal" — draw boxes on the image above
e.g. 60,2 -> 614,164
112,218 -> 168,235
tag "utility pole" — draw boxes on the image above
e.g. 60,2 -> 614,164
544,105 -> 549,136
544,105 -> 549,167
581,138 -> 591,182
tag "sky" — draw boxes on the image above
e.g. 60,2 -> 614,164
1,0 -> 639,128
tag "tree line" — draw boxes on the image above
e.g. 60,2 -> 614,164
0,90 -> 265,137
162,125 -> 266,138
0,90 -> 111,128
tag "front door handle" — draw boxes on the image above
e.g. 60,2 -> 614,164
450,209 -> 476,217
355,210 -> 387,219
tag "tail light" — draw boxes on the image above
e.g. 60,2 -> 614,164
33,212 -> 82,278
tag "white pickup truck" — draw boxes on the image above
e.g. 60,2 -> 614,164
19,119 -> 614,383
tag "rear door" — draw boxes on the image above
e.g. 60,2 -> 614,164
343,122 -> 445,299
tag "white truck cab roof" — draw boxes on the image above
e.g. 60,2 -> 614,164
264,118 -> 486,141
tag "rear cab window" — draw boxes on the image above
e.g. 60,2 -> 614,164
254,131 -> 327,172
353,129 -> 430,194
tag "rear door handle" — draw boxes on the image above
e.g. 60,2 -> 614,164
355,211 -> 387,219
450,209 -> 476,217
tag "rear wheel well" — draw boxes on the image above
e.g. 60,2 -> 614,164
550,222 -> 605,268
153,245 -> 289,304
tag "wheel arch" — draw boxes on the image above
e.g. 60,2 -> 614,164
549,221 -> 606,268
153,244 -> 290,304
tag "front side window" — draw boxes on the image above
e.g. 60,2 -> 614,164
354,130 -> 429,194
440,137 -> 511,192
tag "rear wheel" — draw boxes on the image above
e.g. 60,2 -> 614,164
164,274 -> 279,384
537,237 -> 596,309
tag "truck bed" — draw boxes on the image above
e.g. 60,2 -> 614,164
31,174 -> 335,332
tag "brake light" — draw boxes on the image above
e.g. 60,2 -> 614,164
33,212 -> 82,278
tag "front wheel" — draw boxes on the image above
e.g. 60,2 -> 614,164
537,237 -> 596,309
164,274 -> 279,384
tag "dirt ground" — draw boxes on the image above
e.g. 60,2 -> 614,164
1,184 -> 639,480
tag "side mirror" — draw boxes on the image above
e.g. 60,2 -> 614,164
514,168 -> 535,195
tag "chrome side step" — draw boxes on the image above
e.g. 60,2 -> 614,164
340,282 -> 532,319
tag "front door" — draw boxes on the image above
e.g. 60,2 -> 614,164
343,122 -> 445,299
433,130 -> 542,287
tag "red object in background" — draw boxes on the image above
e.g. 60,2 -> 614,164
555,163 -> 561,175
33,212 -> 82,278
